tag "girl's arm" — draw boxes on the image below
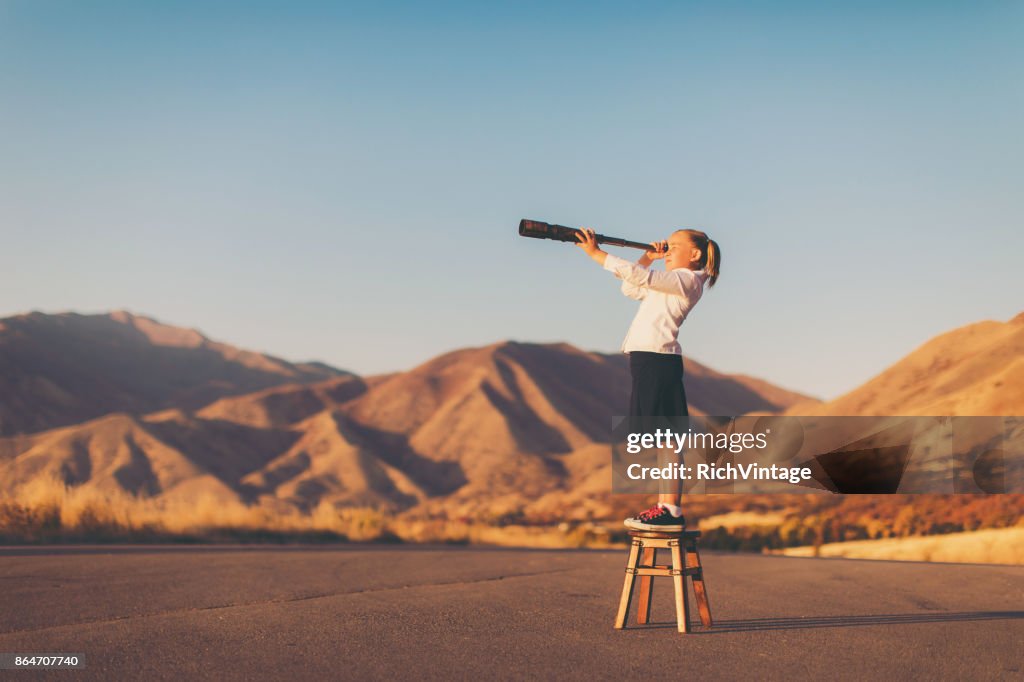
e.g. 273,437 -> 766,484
622,240 -> 665,300
621,279 -> 647,300
575,228 -> 610,267
575,228 -> 701,300
604,255 -> 703,299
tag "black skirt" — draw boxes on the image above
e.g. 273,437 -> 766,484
628,351 -> 689,422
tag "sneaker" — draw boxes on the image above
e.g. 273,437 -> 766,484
624,504 -> 686,532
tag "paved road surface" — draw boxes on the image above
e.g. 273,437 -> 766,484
0,545 -> 1021,680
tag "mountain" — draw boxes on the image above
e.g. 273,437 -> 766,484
339,342 -> 813,512
0,332 -> 813,517
0,310 -> 351,436
785,313 -> 1024,417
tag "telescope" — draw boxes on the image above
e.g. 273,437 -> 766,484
518,219 -> 653,251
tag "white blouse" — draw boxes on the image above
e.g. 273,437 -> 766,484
602,253 -> 708,355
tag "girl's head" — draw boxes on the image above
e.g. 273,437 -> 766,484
666,229 -> 721,287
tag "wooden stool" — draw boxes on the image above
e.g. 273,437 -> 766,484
614,529 -> 713,633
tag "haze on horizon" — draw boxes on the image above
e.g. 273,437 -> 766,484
2,1 -> 1022,400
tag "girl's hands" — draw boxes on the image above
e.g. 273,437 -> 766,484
575,227 -> 608,266
574,228 -> 601,256
637,240 -> 667,266
645,240 -> 668,260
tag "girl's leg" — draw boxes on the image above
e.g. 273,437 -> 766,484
629,352 -> 688,512
659,357 -> 688,508
658,482 -> 683,508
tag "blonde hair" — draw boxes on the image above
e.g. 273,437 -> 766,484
674,229 -> 721,288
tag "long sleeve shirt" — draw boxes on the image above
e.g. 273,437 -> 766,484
602,253 -> 708,355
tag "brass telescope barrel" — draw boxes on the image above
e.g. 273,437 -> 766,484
518,219 -> 652,251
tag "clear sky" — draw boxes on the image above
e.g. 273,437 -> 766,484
2,1 -> 1021,400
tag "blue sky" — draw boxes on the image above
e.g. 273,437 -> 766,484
1,1 -> 1021,399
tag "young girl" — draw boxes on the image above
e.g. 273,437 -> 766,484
575,227 -> 721,531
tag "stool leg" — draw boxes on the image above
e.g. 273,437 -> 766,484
686,541 -> 713,628
614,539 -> 641,629
670,540 -> 690,633
636,546 -> 655,625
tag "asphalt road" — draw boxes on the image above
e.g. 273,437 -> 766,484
0,544 -> 1021,680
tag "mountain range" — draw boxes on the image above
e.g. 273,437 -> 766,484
1,309 -> 1020,519
0,310 -> 810,517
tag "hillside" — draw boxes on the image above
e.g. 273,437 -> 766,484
786,313 -> 1024,417
0,310 -> 350,435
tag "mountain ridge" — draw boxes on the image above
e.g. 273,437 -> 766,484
0,311 -> 815,517
0,309 -> 351,436
785,314 -> 1024,417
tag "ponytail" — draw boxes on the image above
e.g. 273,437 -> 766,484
704,238 -> 721,288
675,229 -> 721,288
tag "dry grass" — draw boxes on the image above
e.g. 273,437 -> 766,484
4,477 -> 1020,560
0,476 -> 365,543
393,518 -> 619,548
0,476 -> 619,547
697,510 -> 788,531
777,526 -> 1024,565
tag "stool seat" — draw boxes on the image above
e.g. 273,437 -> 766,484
614,528 -> 713,633
626,529 -> 703,540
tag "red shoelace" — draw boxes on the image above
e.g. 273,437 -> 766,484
636,505 -> 666,521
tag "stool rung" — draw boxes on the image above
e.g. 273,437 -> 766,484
637,563 -> 701,572
633,567 -> 701,577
